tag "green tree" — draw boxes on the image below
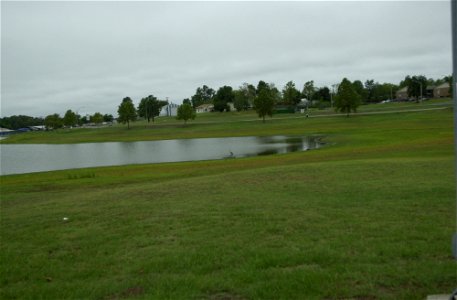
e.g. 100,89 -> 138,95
138,95 -> 167,123
233,90 -> 249,112
254,86 -> 276,123
213,86 -> 234,112
233,83 -> 256,111
406,75 -> 427,101
117,97 -> 137,129
138,97 -> 151,121
335,78 -> 361,117
282,81 -> 301,105
63,110 -> 78,127
352,80 -> 367,102
315,87 -> 331,102
256,80 -> 269,95
90,112 -> 104,124
44,113 -> 63,130
191,85 -> 215,108
103,114 -> 114,122
302,81 -> 315,101
176,103 -> 196,124
364,79 -> 376,102
373,83 -> 397,102
270,83 -> 282,103
399,75 -> 427,101
0,115 -> 44,130
80,115 -> 89,125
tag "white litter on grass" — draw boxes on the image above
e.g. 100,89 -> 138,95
63,217 -> 69,221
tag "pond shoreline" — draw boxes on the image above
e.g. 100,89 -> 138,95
0,135 -> 324,175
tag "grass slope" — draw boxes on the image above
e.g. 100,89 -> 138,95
1,106 -> 455,299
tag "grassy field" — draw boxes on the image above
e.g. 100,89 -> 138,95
1,101 -> 455,299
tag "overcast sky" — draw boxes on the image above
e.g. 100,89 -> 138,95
1,1 -> 452,117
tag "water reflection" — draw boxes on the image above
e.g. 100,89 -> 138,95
0,135 -> 324,175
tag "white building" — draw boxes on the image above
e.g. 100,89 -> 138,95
196,103 -> 214,113
160,103 -> 179,117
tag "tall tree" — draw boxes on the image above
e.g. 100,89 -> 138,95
269,83 -> 282,103
138,95 -> 168,123
373,83 -> 397,101
191,85 -> 215,108
403,75 -> 427,100
302,81 -> 315,101
233,83 -> 256,111
44,113 -> 63,130
138,97 -> 150,121
63,110 -> 78,127
254,85 -> 276,123
352,80 -> 367,102
282,81 -> 301,105
90,112 -> 104,124
80,116 -> 89,125
103,114 -> 114,122
335,78 -> 361,117
176,103 -> 196,124
233,90 -> 249,112
118,97 -> 137,129
315,87 -> 331,102
213,86 -> 234,112
256,80 -> 269,95
364,79 -> 377,102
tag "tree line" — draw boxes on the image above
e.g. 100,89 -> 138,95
42,111 -> 114,130
179,78 -> 357,121
0,115 -> 44,130
2,74 -> 452,130
184,74 -> 452,112
117,95 -> 195,129
0,112 -> 115,130
173,74 -> 452,121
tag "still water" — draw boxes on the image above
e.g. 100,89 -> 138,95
0,136 -> 323,175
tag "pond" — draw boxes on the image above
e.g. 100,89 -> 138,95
0,135 -> 324,175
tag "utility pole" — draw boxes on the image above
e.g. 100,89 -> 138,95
331,83 -> 338,108
420,82 -> 423,100
451,0 -> 457,261
330,88 -> 333,108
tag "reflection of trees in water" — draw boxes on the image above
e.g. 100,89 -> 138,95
285,137 -> 303,144
286,143 -> 302,153
257,149 -> 279,156
257,136 -> 323,157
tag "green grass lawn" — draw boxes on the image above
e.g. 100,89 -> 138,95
1,104 -> 455,299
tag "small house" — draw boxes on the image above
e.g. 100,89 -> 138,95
434,82 -> 450,98
395,86 -> 408,100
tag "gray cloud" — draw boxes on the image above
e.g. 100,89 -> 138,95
1,1 -> 452,117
